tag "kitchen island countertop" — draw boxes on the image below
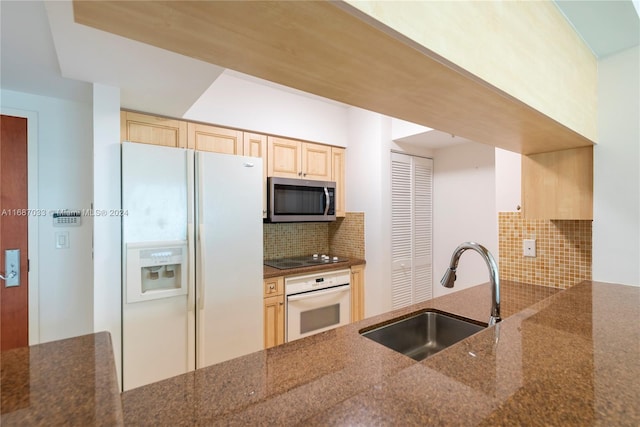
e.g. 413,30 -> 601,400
0,332 -> 123,426
3,280 -> 638,425
121,280 -> 640,426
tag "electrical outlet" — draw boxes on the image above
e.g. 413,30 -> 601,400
523,239 -> 536,257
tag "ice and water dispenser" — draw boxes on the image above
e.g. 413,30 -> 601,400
125,241 -> 188,303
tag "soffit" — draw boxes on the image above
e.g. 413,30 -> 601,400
72,0 -> 594,155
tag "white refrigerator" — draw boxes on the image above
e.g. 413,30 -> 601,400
121,142 -> 263,391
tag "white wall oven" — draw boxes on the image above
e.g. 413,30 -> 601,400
285,269 -> 351,342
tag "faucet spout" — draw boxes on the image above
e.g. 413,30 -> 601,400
440,242 -> 501,326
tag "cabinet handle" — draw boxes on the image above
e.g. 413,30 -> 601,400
279,302 -> 284,306
269,284 -> 275,290
303,172 -> 307,177
298,171 -> 302,176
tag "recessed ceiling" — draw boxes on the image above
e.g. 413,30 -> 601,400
0,0 -> 91,102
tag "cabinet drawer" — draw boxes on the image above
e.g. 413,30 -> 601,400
263,277 -> 284,297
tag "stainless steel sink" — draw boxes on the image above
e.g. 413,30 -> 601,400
360,310 -> 486,361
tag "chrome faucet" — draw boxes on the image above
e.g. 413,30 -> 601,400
440,242 -> 501,326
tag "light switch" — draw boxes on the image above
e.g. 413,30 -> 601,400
55,231 -> 69,249
523,239 -> 536,257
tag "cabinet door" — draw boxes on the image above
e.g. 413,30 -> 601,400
120,111 -> 187,148
522,146 -> 593,220
188,122 -> 243,155
302,142 -> 332,181
332,147 -> 346,217
268,136 -> 301,179
264,295 -> 285,348
245,133 -> 268,218
350,265 -> 365,322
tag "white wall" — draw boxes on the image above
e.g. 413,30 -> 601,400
495,148 -> 522,213
391,118 -> 432,141
432,142 -> 498,297
593,46 -> 640,286
184,72 -> 349,147
1,89 -> 94,343
348,106 -> 500,317
92,84 -> 122,382
345,108 -> 389,316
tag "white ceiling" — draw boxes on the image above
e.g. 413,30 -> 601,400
0,0 -> 91,102
1,0 -> 638,147
555,0 -> 640,58
43,1 -> 226,117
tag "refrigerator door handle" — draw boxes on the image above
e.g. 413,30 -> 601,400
187,224 -> 195,313
198,224 -> 206,310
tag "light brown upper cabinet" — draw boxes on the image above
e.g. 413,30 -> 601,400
244,132 -> 268,218
267,136 -> 331,181
187,122 -> 243,155
120,111 -> 187,148
332,147 -> 346,218
522,146 -> 593,220
267,137 -> 300,179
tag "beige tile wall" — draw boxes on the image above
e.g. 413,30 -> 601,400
263,222 -> 329,260
263,212 -> 365,260
329,212 -> 365,259
498,212 -> 592,289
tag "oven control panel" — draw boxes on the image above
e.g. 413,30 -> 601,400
285,269 -> 351,295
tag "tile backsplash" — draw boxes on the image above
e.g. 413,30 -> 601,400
498,212 -> 592,289
329,212 -> 365,259
263,212 -> 365,260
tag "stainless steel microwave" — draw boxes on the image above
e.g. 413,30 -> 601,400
267,177 -> 336,222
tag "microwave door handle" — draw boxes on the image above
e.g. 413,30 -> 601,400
324,187 -> 330,215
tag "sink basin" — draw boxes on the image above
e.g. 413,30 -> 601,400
360,310 -> 486,361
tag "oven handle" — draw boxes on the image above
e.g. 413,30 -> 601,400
287,284 -> 350,302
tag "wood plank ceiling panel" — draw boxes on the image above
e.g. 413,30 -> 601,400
73,0 -> 594,154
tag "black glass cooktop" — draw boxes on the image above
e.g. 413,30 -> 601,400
264,254 -> 349,270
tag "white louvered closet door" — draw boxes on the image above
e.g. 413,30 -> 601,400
391,153 -> 433,309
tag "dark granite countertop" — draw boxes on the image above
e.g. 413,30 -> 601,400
121,280 -> 640,425
263,257 -> 366,279
3,281 -> 637,426
0,332 -> 123,426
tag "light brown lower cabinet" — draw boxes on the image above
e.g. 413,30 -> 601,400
263,277 -> 284,349
263,266 -> 365,349
350,265 -> 365,322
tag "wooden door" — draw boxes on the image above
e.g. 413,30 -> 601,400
0,115 -> 29,351
302,142 -> 331,181
188,123 -> 243,155
267,136 -> 300,179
